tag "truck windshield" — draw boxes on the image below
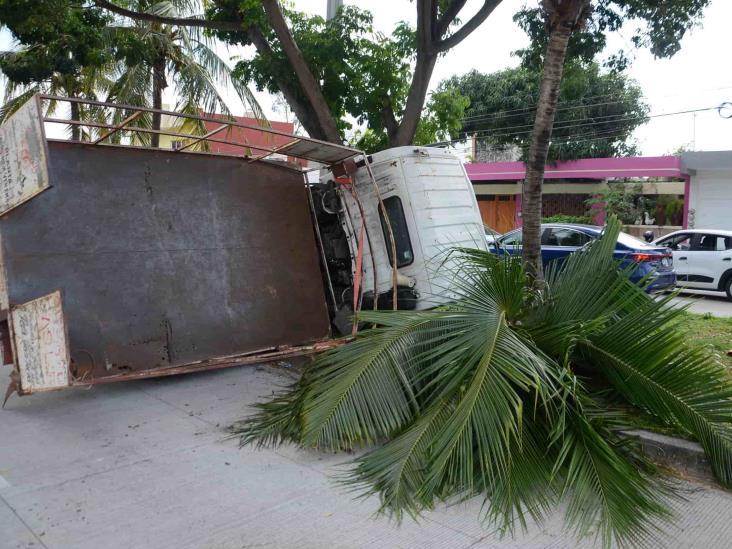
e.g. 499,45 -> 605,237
379,196 -> 414,267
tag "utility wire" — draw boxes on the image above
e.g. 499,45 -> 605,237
454,84 -> 732,123
433,104 -> 722,147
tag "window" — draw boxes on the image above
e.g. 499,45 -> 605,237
171,140 -> 185,150
379,196 -> 414,267
500,229 -> 523,247
541,227 -> 591,247
660,233 -> 692,251
693,234 -> 732,252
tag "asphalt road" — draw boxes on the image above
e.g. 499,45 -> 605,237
669,289 -> 732,317
2,365 -> 732,549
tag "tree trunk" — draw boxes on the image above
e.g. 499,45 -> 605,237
151,57 -> 167,148
69,99 -> 81,141
521,21 -> 574,282
247,27 -> 329,141
390,52 -> 437,146
261,0 -> 341,143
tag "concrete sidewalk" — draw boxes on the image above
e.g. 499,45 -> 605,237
2,365 -> 732,549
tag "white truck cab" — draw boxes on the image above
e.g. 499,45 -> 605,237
316,147 -> 486,323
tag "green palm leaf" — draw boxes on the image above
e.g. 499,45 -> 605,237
238,215 -> 732,548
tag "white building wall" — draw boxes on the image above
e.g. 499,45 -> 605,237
689,170 -> 732,230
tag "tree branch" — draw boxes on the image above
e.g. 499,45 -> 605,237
381,97 -> 399,140
94,0 -> 245,31
416,0 -> 433,53
433,0 -> 502,53
247,26 -> 327,141
436,0 -> 468,38
260,0 -> 341,143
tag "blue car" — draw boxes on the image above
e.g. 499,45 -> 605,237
490,224 -> 676,292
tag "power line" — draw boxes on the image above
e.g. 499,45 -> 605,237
461,107 -> 651,137
460,95 -> 639,124
454,84 -> 732,123
436,104 -> 722,147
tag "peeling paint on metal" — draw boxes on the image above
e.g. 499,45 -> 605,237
0,96 -> 50,217
10,291 -> 70,394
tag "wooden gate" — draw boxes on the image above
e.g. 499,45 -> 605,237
478,195 -> 516,234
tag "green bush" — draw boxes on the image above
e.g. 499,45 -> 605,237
542,214 -> 594,224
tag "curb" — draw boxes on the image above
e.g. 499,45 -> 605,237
623,429 -> 714,482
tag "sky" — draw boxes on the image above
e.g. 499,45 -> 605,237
2,0 -> 731,156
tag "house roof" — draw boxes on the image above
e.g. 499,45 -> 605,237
465,156 -> 684,182
681,151 -> 732,173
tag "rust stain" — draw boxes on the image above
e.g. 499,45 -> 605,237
70,339 -> 344,386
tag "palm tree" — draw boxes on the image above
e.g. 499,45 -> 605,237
1,55 -> 115,139
237,216 -> 732,548
522,0 -> 591,282
105,1 -> 266,147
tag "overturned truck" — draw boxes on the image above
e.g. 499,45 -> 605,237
0,95 -> 486,403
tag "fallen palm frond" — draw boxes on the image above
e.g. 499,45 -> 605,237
236,216 -> 732,548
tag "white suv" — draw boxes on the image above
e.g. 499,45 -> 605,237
653,229 -> 732,300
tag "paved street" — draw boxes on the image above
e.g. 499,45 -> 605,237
2,365 -> 732,549
669,290 -> 732,317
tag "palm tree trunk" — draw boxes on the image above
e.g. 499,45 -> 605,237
522,21 -> 574,283
151,58 -> 167,148
69,99 -> 81,141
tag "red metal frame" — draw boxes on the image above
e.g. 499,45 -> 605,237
38,94 -> 360,166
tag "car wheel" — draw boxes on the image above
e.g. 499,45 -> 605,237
726,276 -> 732,301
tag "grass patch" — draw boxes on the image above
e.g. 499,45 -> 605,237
624,312 -> 732,440
679,312 -> 732,370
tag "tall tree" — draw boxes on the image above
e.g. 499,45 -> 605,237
0,0 -> 113,136
1,1 -> 264,146
441,62 -> 648,161
104,1 -> 265,146
94,0 -> 503,146
518,0 -> 711,281
523,0 -> 592,282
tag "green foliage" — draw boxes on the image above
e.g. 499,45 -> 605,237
542,214 -> 594,224
441,62 -> 648,161
413,88 -> 470,147
514,0 -> 712,70
353,88 -> 470,153
0,0 -> 111,84
211,3 -> 464,151
655,196 -> 684,226
1,1 -> 264,137
222,6 -> 411,137
585,183 -> 649,224
237,217 -> 732,548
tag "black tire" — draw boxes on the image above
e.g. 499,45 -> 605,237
726,275 -> 732,301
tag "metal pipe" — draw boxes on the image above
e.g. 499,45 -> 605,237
92,111 -> 143,144
345,180 -> 379,311
38,94 -> 358,156
175,123 -> 232,152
